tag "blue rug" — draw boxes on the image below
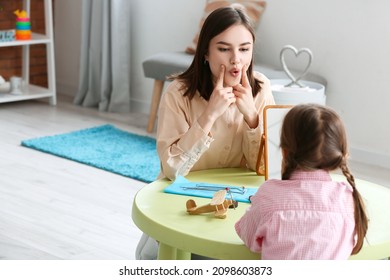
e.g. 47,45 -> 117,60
21,124 -> 160,183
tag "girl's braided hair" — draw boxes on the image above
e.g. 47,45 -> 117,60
280,104 -> 368,254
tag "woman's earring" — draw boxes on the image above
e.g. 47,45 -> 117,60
204,59 -> 208,65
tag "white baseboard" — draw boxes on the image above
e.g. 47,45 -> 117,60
350,147 -> 390,169
56,81 -> 152,115
56,81 -> 78,97
130,99 -> 151,114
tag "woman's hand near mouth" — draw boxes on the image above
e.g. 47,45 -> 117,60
198,65 -> 236,134
233,65 -> 259,128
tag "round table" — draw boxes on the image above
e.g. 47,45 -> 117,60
132,168 -> 390,260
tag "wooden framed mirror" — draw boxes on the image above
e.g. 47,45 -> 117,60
256,105 -> 293,180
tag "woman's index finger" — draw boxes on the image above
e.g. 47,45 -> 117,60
216,65 -> 225,88
241,64 -> 250,87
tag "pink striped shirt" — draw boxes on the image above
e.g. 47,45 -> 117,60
235,170 -> 356,259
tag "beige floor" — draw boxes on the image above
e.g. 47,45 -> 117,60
0,95 -> 389,260
0,96 -> 149,260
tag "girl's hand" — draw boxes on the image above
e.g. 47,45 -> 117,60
233,65 -> 258,128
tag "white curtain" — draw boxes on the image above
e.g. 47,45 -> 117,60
74,0 -> 131,112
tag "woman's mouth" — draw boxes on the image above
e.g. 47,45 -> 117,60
229,68 -> 241,77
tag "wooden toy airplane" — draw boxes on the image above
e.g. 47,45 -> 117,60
186,190 -> 237,219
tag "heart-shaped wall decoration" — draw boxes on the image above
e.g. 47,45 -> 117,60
280,45 -> 313,87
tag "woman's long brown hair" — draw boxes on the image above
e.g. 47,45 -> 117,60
280,104 -> 368,254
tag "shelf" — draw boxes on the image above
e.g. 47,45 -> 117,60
0,84 -> 54,103
0,0 -> 56,106
0,33 -> 51,47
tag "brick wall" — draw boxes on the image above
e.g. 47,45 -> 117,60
0,0 -> 53,87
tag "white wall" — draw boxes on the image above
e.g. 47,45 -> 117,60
256,0 -> 390,168
54,0 -> 390,168
129,0 -> 202,112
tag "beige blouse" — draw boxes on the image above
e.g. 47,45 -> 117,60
156,72 -> 275,180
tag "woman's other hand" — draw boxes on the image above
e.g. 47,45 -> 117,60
233,65 -> 258,128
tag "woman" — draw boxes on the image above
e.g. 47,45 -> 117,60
136,5 -> 275,260
157,5 -> 275,180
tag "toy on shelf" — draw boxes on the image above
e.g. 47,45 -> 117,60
0,75 -> 11,93
186,189 -> 238,219
0,29 -> 15,42
14,9 -> 31,40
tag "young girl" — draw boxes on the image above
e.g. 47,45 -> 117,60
235,104 -> 368,259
